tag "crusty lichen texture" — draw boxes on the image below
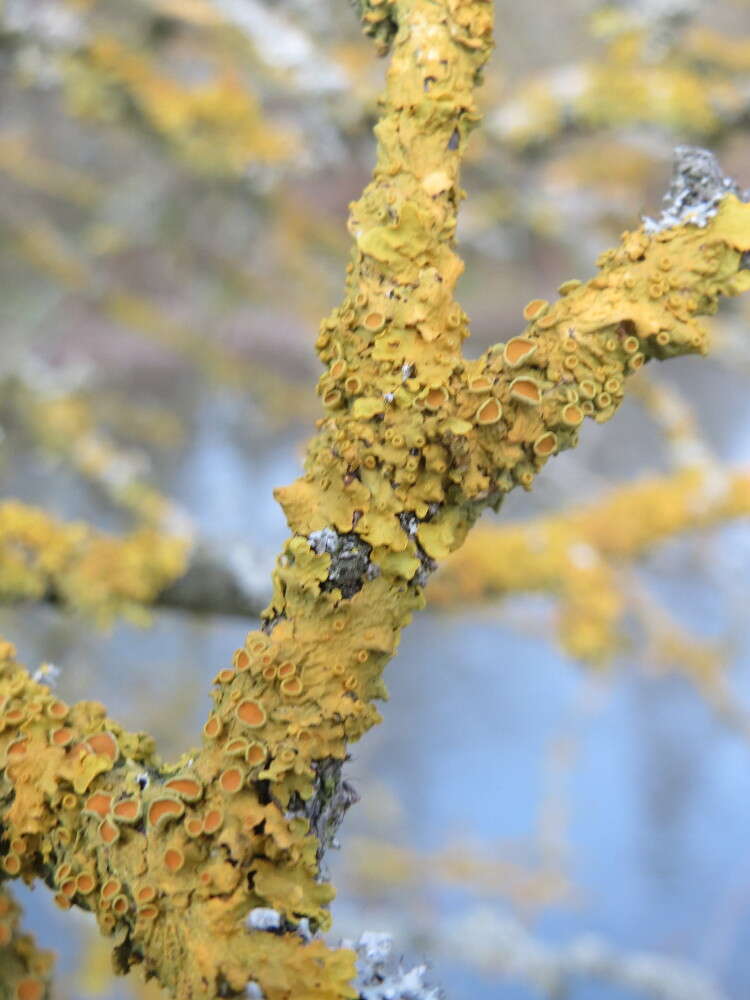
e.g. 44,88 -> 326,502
0,637 -> 357,999
1,1 -> 750,998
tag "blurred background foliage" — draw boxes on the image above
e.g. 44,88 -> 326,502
3,0 -> 750,997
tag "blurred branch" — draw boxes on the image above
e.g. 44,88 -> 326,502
628,576 -> 750,740
432,464 -> 750,662
0,885 -> 55,1000
63,35 -> 298,179
0,500 -> 189,625
4,366 -> 194,536
342,835 -> 573,913
630,369 -> 718,470
0,217 -> 317,419
449,905 -> 726,1000
207,0 -> 346,95
489,5 -> 750,152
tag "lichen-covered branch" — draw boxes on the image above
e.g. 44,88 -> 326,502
0,3 -> 749,1000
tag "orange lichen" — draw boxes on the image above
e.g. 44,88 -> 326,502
219,768 -> 244,794
246,742 -> 266,767
202,808 -> 223,835
76,873 -> 96,895
533,432 -> 558,457
101,876 -> 120,900
203,714 -> 221,739
147,797 -> 185,828
468,375 -> 494,393
0,500 -> 188,621
503,337 -> 537,367
363,312 -> 386,332
562,403 -> 584,426
184,816 -> 204,838
7,738 -> 28,759
425,387 -> 449,410
60,878 -> 77,898
112,798 -> 141,823
67,35 -> 296,179
85,792 -> 112,817
475,398 -> 503,426
522,298 -> 548,321
236,699 -> 266,728
87,731 -> 119,761
16,980 -> 44,1000
579,379 -> 597,398
164,848 -> 185,873
3,854 -> 21,875
136,885 -> 157,904
50,727 -> 74,747
98,819 -> 119,846
233,649 -> 251,671
280,676 -> 303,697
323,389 -> 343,409
510,377 -> 542,405
164,776 -> 203,801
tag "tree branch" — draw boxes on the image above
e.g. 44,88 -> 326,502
0,3 -> 749,999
